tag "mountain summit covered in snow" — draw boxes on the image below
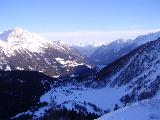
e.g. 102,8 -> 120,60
0,27 -> 89,76
0,27 -> 51,55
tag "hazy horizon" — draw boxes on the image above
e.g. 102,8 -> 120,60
1,0 -> 160,44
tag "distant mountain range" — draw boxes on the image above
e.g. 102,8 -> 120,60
89,31 -> 160,65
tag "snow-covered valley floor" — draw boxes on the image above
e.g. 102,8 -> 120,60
41,85 -> 126,112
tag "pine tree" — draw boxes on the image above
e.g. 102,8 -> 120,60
114,104 -> 119,111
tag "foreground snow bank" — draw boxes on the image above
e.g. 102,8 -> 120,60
96,92 -> 160,120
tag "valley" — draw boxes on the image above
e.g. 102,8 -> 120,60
0,28 -> 159,120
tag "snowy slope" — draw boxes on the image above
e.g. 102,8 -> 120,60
97,92 -> 160,120
95,38 -> 160,104
0,27 -> 87,76
12,80 -> 126,119
134,31 -> 160,46
40,84 -> 126,115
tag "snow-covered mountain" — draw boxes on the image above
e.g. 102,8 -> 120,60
12,37 -> 160,119
90,39 -> 134,65
134,31 -> 160,45
0,27 -> 89,76
90,31 -> 160,65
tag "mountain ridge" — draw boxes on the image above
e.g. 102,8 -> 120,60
0,27 -> 89,76
90,31 -> 160,65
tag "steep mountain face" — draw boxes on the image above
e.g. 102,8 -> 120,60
13,38 -> 160,119
91,31 -> 160,65
90,39 -> 134,65
0,27 -> 87,76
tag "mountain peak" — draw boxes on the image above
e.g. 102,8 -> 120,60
12,27 -> 26,32
0,27 -> 27,41
0,27 -> 51,56
0,27 -> 47,43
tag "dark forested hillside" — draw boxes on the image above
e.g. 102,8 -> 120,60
0,71 -> 54,119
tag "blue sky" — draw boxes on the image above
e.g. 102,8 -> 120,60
0,0 -> 160,43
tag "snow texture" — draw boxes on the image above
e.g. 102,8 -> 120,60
97,92 -> 160,120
